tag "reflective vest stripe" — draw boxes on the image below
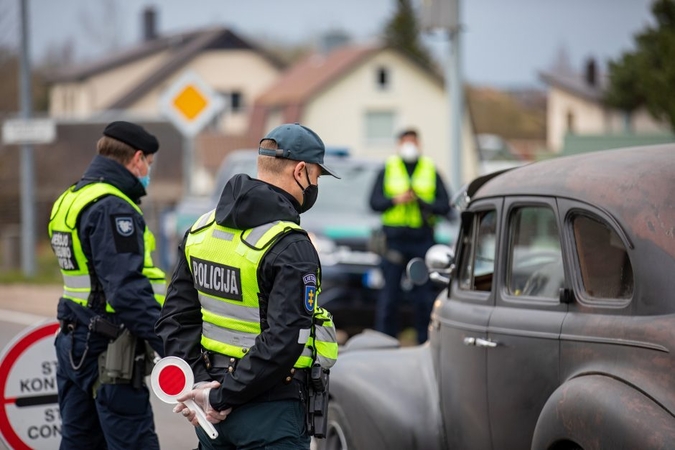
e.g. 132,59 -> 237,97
212,229 -> 234,241
64,274 -> 90,289
195,210 -> 214,229
300,346 -> 314,359
63,289 -> 89,301
151,282 -> 167,296
202,322 -> 257,350
202,309 -> 260,335
198,293 -> 261,323
244,221 -> 281,247
315,325 -> 337,346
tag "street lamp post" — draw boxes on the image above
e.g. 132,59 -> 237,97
19,0 -> 36,277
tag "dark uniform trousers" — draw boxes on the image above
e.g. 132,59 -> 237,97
376,234 -> 436,343
195,399 -> 309,450
55,324 -> 160,450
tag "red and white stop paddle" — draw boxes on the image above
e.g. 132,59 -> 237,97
150,356 -> 218,439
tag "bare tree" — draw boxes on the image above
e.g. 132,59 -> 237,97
78,0 -> 122,55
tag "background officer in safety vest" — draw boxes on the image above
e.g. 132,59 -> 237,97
368,128 -> 452,344
48,121 -> 166,450
156,123 -> 339,449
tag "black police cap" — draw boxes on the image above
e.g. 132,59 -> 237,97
102,121 -> 159,154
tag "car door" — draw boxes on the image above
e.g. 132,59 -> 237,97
486,198 -> 569,448
439,199 -> 501,450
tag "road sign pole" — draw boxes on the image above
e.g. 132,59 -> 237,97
183,135 -> 194,196
19,0 -> 36,277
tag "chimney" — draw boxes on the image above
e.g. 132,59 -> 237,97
585,58 -> 597,87
319,30 -> 350,55
143,6 -> 157,42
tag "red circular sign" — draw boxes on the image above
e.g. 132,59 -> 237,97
0,321 -> 60,450
158,365 -> 186,396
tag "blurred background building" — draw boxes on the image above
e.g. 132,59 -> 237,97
1,0 -> 673,277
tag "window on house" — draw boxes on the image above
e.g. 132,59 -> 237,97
507,206 -> 564,299
572,214 -> 633,300
216,91 -> 244,113
364,111 -> 395,142
230,91 -> 242,112
376,67 -> 389,90
566,111 -> 575,134
458,209 -> 497,292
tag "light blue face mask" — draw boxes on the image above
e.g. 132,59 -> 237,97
139,157 -> 151,189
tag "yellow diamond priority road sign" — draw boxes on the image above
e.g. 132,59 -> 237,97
160,71 -> 225,136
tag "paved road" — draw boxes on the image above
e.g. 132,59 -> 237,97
0,285 -> 200,450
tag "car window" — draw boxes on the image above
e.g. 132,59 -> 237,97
458,209 -> 497,292
508,206 -> 564,299
212,155 -> 378,217
309,165 -> 376,215
572,214 -> 633,300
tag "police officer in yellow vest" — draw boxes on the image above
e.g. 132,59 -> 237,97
156,123 -> 339,449
48,121 -> 166,450
368,128 -> 451,344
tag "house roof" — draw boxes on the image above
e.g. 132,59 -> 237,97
255,44 -> 379,106
255,44 -> 444,106
539,70 -> 606,103
47,27 -> 285,109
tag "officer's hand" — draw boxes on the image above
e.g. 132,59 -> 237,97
393,190 -> 416,205
174,381 -> 232,425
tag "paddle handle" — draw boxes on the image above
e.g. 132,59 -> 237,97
185,398 -> 219,439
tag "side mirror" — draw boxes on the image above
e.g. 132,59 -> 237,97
406,258 -> 429,285
425,244 -> 455,271
406,244 -> 456,287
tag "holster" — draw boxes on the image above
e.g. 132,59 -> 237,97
97,330 -> 155,385
306,364 -> 330,438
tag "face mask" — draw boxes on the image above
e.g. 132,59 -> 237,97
399,142 -> 419,162
294,167 -> 319,213
138,156 -> 151,189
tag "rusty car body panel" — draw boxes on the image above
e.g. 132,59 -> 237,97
319,145 -> 675,450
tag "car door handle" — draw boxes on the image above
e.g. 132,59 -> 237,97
463,337 -> 499,348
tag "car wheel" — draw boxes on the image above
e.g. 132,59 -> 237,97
314,402 -> 354,450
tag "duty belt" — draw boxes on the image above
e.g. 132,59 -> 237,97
205,352 -> 306,384
207,352 -> 239,373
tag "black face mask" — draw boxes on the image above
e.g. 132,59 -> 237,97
295,167 -> 319,213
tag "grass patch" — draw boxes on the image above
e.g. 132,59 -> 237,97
0,242 -> 61,285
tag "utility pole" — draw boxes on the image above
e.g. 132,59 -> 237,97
421,0 -> 463,193
448,0 -> 463,194
19,0 -> 36,277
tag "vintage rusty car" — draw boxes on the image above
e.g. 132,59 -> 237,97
318,145 -> 675,450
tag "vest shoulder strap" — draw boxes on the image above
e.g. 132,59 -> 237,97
190,209 -> 216,233
241,220 -> 305,251
54,182 -> 140,230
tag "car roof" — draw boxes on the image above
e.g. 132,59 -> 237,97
474,144 -> 675,259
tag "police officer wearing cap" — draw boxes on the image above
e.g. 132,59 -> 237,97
48,121 -> 166,449
368,128 -> 452,344
156,123 -> 339,449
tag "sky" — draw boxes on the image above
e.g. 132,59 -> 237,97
0,0 -> 657,88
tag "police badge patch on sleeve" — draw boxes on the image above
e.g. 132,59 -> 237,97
110,214 -> 139,253
115,217 -> 134,236
303,273 -> 317,313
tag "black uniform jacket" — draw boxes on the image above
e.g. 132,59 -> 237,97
56,155 -> 164,355
369,158 -> 452,241
156,174 -> 319,411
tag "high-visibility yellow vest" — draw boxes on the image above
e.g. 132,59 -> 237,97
48,183 -> 167,312
382,155 -> 437,228
185,210 -> 338,370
